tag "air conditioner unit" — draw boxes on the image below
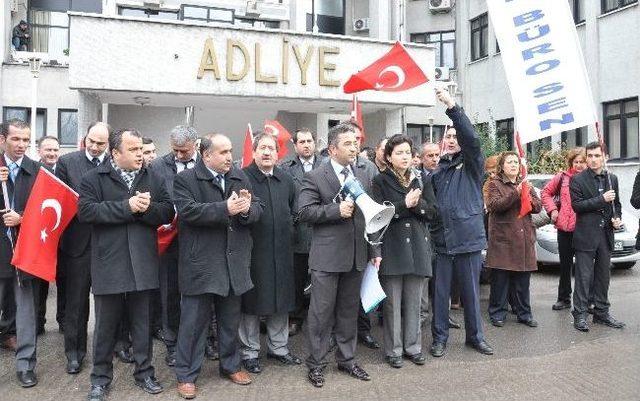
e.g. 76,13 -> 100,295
434,66 -> 450,81
353,18 -> 370,31
429,0 -> 453,13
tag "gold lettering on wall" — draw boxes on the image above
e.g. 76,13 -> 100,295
282,38 -> 289,85
226,39 -> 250,81
255,43 -> 278,83
318,46 -> 340,87
293,44 -> 314,86
197,38 -> 220,79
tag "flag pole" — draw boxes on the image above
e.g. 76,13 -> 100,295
0,153 -> 14,248
595,121 -> 617,219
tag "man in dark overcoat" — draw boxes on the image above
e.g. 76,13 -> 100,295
0,119 -> 41,388
279,128 -> 324,335
78,128 -> 174,401
239,133 -> 300,374
56,121 -> 110,375
173,133 -> 262,399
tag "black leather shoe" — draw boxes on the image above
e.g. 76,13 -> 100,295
552,300 -> 571,310
165,351 -> 176,367
114,349 -> 134,364
404,353 -> 426,365
288,322 -> 302,337
518,319 -> 538,328
386,356 -> 403,368
358,333 -> 380,349
466,340 -> 494,355
573,317 -> 589,332
430,342 -> 446,358
448,317 -> 461,329
16,370 -> 37,388
491,319 -> 505,327
87,384 -> 108,401
205,341 -> 219,361
135,376 -> 163,394
308,367 -> 324,388
242,358 -> 262,374
67,359 -> 82,375
338,364 -> 371,381
267,352 -> 302,365
593,314 -> 626,329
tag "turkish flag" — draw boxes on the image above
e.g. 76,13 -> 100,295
263,120 -> 291,159
514,132 -> 533,218
343,41 -> 429,94
11,168 -> 78,282
350,95 -> 366,144
157,217 -> 178,255
241,123 -> 253,168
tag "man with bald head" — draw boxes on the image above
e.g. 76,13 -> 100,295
56,122 -> 110,375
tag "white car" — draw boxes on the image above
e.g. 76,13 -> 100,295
528,174 -> 639,269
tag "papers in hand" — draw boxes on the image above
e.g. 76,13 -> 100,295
360,263 -> 386,313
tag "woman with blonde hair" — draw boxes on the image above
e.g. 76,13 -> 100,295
540,147 -> 587,310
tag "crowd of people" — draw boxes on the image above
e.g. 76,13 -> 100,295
0,88 -> 637,400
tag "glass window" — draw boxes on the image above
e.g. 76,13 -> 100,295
406,124 -> 446,144
181,5 -> 233,24
58,109 -> 77,146
118,7 -> 179,20
570,0 -> 586,23
602,0 -> 638,14
306,0 -> 345,34
495,118 -> 514,150
410,31 -> 456,68
603,97 -> 639,159
470,13 -> 488,61
29,9 -> 69,58
2,107 -> 47,138
561,127 -> 587,148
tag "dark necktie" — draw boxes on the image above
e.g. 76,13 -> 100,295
92,157 -> 100,167
215,174 -> 224,192
341,166 -> 351,182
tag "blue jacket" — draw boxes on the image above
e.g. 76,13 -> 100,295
431,105 -> 487,255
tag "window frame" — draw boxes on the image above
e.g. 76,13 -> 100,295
470,13 -> 489,61
561,127 -> 587,148
306,0 -> 346,35
572,0 -> 586,24
602,0 -> 638,14
603,97 -> 639,160
57,108 -> 78,146
2,106 -> 48,138
410,30 -> 456,69
118,6 -> 180,20
495,118 -> 514,150
28,8 -> 70,54
180,4 -> 235,24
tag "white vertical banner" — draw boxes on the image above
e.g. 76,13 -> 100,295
487,0 -> 596,143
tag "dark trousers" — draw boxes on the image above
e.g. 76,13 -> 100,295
175,293 -> 241,383
291,252 -> 310,323
573,231 -> 611,319
91,291 -> 154,386
431,252 -> 484,345
34,278 -> 48,330
56,253 -> 66,328
0,282 -> 16,340
159,248 -> 180,353
557,230 -> 575,302
488,270 -> 532,322
306,269 -> 363,370
0,277 -> 37,371
62,250 -> 91,362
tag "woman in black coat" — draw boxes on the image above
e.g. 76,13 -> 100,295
632,170 -> 640,249
371,134 -> 436,368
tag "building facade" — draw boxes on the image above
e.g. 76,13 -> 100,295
1,0 -> 638,213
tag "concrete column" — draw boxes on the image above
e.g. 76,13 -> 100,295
77,91 -> 101,142
369,0 -> 390,40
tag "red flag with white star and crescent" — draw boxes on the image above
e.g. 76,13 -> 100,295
11,168 -> 78,282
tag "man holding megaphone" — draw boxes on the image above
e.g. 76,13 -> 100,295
299,122 -> 381,388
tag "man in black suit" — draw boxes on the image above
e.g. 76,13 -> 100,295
299,122 -> 380,388
173,133 -> 262,399
279,128 -> 324,335
570,141 -> 625,332
0,119 -> 41,387
78,128 -> 174,401
149,125 -> 199,367
56,122 -> 110,374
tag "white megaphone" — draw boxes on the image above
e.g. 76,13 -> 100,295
338,176 -> 395,245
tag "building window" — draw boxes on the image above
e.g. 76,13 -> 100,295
470,13 -> 488,61
119,6 -> 179,20
410,31 -> 455,68
602,0 -> 638,14
603,97 -> 639,160
407,124 -> 446,145
570,0 -> 586,24
561,127 -> 587,148
235,18 -> 280,29
28,1 -> 101,56
527,138 -> 552,162
2,107 -> 47,138
495,118 -> 514,150
306,0 -> 345,35
180,5 -> 234,24
58,109 -> 78,146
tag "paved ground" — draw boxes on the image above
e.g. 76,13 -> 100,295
1,264 -> 640,400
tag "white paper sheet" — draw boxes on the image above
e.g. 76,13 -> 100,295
360,263 -> 386,313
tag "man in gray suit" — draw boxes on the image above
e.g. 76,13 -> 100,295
299,122 -> 380,388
